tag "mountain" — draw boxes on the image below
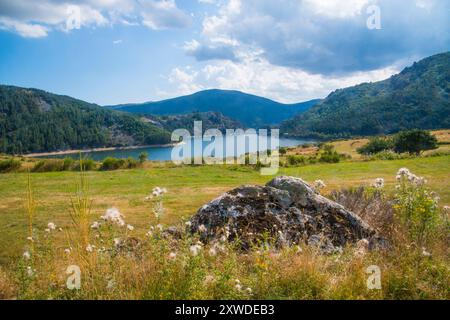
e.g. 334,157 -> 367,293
145,111 -> 244,134
0,85 -> 171,154
109,89 -> 320,127
282,52 -> 450,139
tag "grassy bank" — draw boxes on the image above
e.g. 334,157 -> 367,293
0,155 -> 449,266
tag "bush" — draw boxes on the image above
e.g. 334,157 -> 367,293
393,130 -> 438,155
100,157 -> 125,171
279,147 -> 288,155
75,159 -> 96,171
357,137 -> 393,155
32,159 -> 65,172
138,152 -> 148,164
0,159 -> 21,173
286,155 -> 306,166
319,145 -> 341,163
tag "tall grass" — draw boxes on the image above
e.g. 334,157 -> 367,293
0,166 -> 448,300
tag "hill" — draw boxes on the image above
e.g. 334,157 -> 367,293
109,89 -> 320,127
281,52 -> 450,139
146,111 -> 244,134
0,85 -> 171,154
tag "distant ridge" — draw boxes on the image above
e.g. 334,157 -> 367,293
108,89 -> 320,127
282,52 -> 450,139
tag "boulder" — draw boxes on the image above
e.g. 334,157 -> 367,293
189,176 -> 378,253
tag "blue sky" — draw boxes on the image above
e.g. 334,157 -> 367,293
0,0 -> 449,105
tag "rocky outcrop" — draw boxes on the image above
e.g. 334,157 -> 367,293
189,176 -> 379,253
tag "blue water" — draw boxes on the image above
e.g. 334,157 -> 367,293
40,135 -> 314,162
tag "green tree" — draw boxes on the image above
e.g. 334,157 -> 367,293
357,137 -> 393,155
393,130 -> 438,155
138,152 -> 148,164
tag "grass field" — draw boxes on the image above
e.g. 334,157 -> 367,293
1,155 -> 449,265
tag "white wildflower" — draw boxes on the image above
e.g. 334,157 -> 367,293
313,180 -> 326,192
90,221 -> 101,229
185,221 -> 192,227
44,228 -> 50,233
151,187 -> 167,198
189,244 -> 202,256
23,251 -> 31,260
443,206 -> 450,213
127,224 -> 134,231
198,224 -> 207,233
113,238 -> 122,248
220,235 -> 227,243
146,230 -> 153,237
58,227 -> 63,232
86,244 -> 95,253
156,224 -> 164,231
64,248 -> 71,255
372,178 -> 385,189
235,283 -> 242,291
422,248 -> 432,257
26,266 -> 34,277
27,236 -> 33,242
209,247 -> 217,257
168,252 -> 177,260
246,287 -> 253,294
107,279 -> 115,290
47,222 -> 56,230
101,208 -> 125,227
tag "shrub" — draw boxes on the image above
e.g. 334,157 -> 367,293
76,159 -> 96,171
286,155 -> 306,166
357,137 -> 393,155
32,159 -> 65,172
125,157 -> 138,169
279,147 -> 288,155
62,158 -> 75,171
0,158 -> 21,173
319,145 -> 341,163
138,152 -> 148,164
100,157 -> 125,171
393,130 -> 438,155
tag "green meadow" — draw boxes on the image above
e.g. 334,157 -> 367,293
1,155 -> 449,265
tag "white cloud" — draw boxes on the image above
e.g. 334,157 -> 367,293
162,53 -> 399,103
0,0 -> 191,37
187,0 -> 450,75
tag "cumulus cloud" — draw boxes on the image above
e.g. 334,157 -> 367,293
162,51 -> 400,103
187,0 -> 450,75
0,0 -> 191,37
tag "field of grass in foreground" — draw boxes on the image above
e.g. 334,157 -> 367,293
0,155 -> 449,300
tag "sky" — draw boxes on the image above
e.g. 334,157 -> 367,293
0,0 -> 449,105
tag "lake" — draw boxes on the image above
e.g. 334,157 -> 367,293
40,135 -> 315,162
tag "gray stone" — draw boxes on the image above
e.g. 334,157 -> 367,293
189,176 -> 379,252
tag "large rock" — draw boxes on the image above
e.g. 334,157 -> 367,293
190,176 -> 378,253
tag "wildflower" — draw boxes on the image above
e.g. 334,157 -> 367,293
189,244 -> 202,256
198,224 -> 207,233
86,244 -> 95,253
113,238 -> 122,248
444,206 -> 450,213
313,180 -> 326,192
220,235 -> 227,243
127,224 -> 134,231
101,208 -> 126,227
296,246 -> 303,254
185,221 -> 192,227
91,221 -> 101,229
168,252 -> 177,260
45,228 -> 50,233
23,251 -> 31,260
146,230 -> 153,237
209,247 -> 217,257
107,279 -> 115,290
47,222 -> 57,231
156,224 -> 164,231
64,248 -> 71,255
372,178 -> 385,189
27,236 -> 33,242
26,266 -> 34,277
151,187 -> 167,198
422,248 -> 432,257
246,287 -> 253,294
